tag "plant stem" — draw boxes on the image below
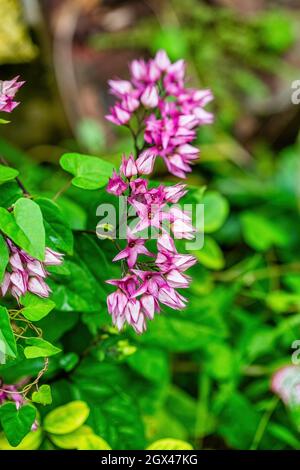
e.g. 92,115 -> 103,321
0,155 -> 30,196
52,179 -> 72,201
250,397 -> 279,450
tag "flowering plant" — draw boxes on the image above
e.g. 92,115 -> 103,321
105,50 -> 213,333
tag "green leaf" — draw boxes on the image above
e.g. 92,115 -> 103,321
241,212 -> 289,252
203,191 -> 229,233
194,236 -> 225,270
0,306 -> 17,360
259,10 -> 295,53
0,403 -> 36,447
32,385 -> 52,406
60,153 -> 114,190
0,164 -> 19,185
266,291 -> 300,313
44,401 -> 90,435
206,342 -> 236,381
268,423 -> 300,449
24,337 -> 61,359
0,233 -> 9,282
151,27 -> 189,60
36,198 -> 73,255
138,311 -> 225,353
49,425 -> 93,449
147,438 -> 193,450
59,352 -> 79,372
0,181 -> 22,208
21,293 -> 55,322
0,207 -> 30,253
77,434 -> 112,450
14,198 -> 45,260
0,428 -> 42,450
217,393 -> 261,449
127,347 -> 169,384
0,119 -> 10,125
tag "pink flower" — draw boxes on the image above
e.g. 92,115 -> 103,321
10,271 -> 28,296
156,233 -> 196,272
169,207 -> 195,239
136,150 -> 156,175
28,277 -> 51,298
105,104 -> 131,126
0,272 -> 11,296
107,170 -> 128,196
163,60 -> 185,96
121,154 -> 138,178
165,269 -> 191,288
271,365 -> 300,406
0,238 -> 63,301
164,152 -> 197,179
158,286 -> 187,310
130,178 -> 148,195
108,79 -> 133,98
0,76 -> 25,113
178,88 -> 214,124
140,294 -> 156,320
130,59 -> 149,84
44,248 -> 64,265
107,274 -> 139,296
155,50 -> 171,71
133,270 -> 166,297
141,86 -> 159,108
106,275 -> 148,333
130,59 -> 160,87
112,229 -> 153,268
121,93 -> 140,113
27,260 -> 47,278
163,183 -> 187,203
131,200 -> 169,233
107,289 -> 128,330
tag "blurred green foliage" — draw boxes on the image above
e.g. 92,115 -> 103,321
0,0 -> 300,451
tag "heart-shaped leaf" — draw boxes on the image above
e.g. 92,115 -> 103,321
32,385 -> 52,406
60,153 -> 114,190
0,403 -> 36,447
21,293 -> 55,322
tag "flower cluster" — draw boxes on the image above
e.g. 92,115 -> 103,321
0,76 -> 25,113
105,51 -> 213,333
0,238 -> 63,300
106,50 -> 213,179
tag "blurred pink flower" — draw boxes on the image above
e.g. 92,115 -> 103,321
271,365 -> 300,406
0,76 -> 25,113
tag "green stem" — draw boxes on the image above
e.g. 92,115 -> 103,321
250,397 -> 279,450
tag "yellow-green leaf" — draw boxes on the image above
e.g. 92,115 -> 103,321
49,425 -> 93,449
32,385 -> 52,406
77,434 -> 112,450
0,428 -> 42,450
194,236 -> 225,270
147,438 -> 193,450
44,401 -> 90,435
